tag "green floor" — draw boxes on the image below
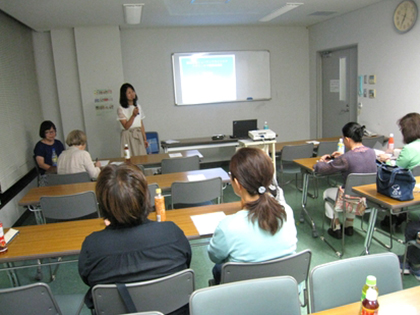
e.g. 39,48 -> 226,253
2,169 -> 419,314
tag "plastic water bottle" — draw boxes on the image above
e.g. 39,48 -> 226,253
124,144 -> 131,163
0,222 -> 8,253
337,138 -> 345,154
361,275 -> 378,301
264,121 -> 269,130
360,287 -> 379,314
51,148 -> 58,166
387,133 -> 395,152
155,188 -> 166,222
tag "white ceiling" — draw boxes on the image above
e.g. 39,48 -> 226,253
0,0 -> 385,32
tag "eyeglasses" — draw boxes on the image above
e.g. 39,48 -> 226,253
45,130 -> 56,135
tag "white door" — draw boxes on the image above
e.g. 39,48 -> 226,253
321,47 -> 358,137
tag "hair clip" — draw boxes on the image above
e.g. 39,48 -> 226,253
258,186 -> 266,194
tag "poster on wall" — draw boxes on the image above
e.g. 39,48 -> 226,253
94,88 -> 114,116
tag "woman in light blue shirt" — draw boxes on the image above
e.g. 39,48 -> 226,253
208,147 -> 297,284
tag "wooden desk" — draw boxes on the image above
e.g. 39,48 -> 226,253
161,137 -> 238,153
276,137 -> 340,152
312,285 -> 420,314
292,157 -> 321,238
352,177 -> 420,254
19,168 -> 230,207
275,135 -> 385,152
107,150 -> 203,166
1,202 -> 241,264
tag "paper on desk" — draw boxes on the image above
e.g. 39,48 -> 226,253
374,149 -> 385,156
188,174 -> 206,181
5,228 -> 19,244
191,212 -> 226,235
97,160 -> 110,166
165,140 -> 180,144
169,153 -> 183,158
306,140 -> 320,145
110,161 -> 124,165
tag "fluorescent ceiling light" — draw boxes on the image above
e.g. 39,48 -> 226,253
123,4 -> 144,24
259,3 -> 303,22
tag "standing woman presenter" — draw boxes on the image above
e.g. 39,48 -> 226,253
117,83 -> 149,156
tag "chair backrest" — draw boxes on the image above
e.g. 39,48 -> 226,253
281,143 -> 314,162
92,269 -> 195,315
221,249 -> 311,284
146,131 -> 160,154
46,172 -> 91,186
40,191 -> 99,221
344,173 -> 377,196
411,164 -> 420,176
317,141 -> 338,156
171,177 -> 223,209
190,276 -> 301,315
0,282 -> 62,315
161,155 -> 200,174
309,252 -> 402,313
221,249 -> 311,309
362,136 -> 385,148
148,183 -> 159,207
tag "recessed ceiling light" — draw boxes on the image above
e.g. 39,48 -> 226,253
123,4 -> 144,24
259,3 -> 303,22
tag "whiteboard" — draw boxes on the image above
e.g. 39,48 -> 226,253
172,50 -> 271,106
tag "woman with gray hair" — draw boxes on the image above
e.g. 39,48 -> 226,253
57,129 -> 101,179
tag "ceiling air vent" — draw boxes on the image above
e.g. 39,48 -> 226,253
309,11 -> 336,16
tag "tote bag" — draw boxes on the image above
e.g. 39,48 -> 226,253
334,186 -> 367,216
376,164 -> 416,201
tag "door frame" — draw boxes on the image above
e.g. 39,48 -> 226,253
316,44 -> 358,137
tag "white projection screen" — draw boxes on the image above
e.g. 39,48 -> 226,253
172,50 -> 271,106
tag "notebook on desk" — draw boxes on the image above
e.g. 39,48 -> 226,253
231,119 -> 257,139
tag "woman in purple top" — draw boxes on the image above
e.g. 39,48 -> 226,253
314,122 -> 377,239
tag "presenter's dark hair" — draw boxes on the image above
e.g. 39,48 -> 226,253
398,112 -> 420,144
229,147 -> 286,235
119,83 -> 138,108
39,120 -> 57,138
96,164 -> 151,227
342,122 -> 365,143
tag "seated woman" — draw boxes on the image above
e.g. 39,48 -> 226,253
57,130 -> 101,180
378,113 -> 420,228
33,120 -> 65,175
314,122 -> 377,239
78,164 -> 192,313
379,112 -> 420,170
207,147 -> 297,284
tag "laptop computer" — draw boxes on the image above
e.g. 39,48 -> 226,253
232,119 -> 258,139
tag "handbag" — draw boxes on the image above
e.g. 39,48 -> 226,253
334,186 -> 367,216
376,164 -> 416,201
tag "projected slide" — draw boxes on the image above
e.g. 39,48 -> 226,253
172,51 -> 271,105
179,54 -> 236,104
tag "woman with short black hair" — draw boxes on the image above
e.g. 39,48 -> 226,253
33,120 -> 65,175
78,164 -> 191,314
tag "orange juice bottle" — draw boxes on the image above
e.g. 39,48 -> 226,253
154,188 -> 166,222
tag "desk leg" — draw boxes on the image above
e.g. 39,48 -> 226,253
300,172 -> 318,238
361,207 -> 378,255
4,263 -> 20,287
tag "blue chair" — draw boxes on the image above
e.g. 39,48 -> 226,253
146,131 -> 160,154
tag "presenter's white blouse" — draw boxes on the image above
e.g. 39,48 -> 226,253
117,104 -> 145,130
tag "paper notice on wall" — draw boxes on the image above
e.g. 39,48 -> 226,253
330,80 -> 340,93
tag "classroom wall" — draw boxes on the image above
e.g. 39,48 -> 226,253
308,0 -> 420,147
120,26 -> 310,143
